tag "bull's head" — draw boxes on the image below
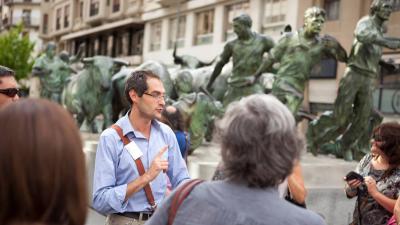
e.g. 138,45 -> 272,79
82,57 -> 128,91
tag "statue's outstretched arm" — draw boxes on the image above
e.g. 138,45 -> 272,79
206,43 -> 232,90
322,35 -> 348,63
356,23 -> 400,50
253,35 -> 288,80
253,57 -> 274,80
372,35 -> 400,50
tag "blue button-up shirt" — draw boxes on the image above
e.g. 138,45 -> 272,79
92,113 -> 190,215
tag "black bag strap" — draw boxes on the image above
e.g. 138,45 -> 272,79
168,179 -> 204,225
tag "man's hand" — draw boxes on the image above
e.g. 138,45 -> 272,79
146,146 -> 169,181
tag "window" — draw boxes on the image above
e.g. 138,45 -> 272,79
393,0 -> 400,11
169,16 -> 186,49
90,0 -> 99,16
150,21 -> 162,51
225,1 -> 250,41
64,5 -> 70,28
79,1 -> 84,18
112,0 -> 120,12
262,0 -> 287,36
75,0 -> 83,19
310,58 -> 337,79
130,29 -> 143,55
323,0 -> 340,21
195,9 -> 214,45
42,14 -> 48,34
56,8 -> 61,30
374,54 -> 400,114
22,9 -> 31,26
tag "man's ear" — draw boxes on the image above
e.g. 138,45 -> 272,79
129,89 -> 138,104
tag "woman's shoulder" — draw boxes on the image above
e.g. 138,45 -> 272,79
391,166 -> 400,176
359,153 -> 374,167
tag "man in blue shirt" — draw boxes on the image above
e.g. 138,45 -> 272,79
93,70 -> 190,225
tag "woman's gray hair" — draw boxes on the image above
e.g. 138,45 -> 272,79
217,94 -> 303,188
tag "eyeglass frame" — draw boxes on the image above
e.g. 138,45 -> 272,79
142,92 -> 165,101
0,88 -> 20,98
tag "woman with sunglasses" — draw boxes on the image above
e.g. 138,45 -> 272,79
0,65 -> 19,107
345,122 -> 400,225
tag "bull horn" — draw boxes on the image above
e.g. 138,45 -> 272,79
113,59 -> 129,66
82,57 -> 94,63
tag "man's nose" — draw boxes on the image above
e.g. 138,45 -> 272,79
159,98 -> 165,106
13,94 -> 19,101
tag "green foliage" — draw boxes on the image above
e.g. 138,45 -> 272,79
0,23 -> 35,80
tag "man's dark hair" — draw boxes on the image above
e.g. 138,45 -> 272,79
233,14 -> 252,28
0,66 -> 15,82
124,70 -> 160,104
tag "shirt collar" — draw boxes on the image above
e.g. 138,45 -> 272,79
117,111 -> 161,137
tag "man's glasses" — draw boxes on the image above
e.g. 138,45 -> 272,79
143,92 -> 165,101
0,88 -> 20,98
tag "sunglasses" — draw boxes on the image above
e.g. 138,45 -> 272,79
0,88 -> 20,98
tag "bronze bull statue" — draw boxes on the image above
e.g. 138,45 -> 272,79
62,56 -> 128,132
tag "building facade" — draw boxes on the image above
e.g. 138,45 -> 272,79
40,0 -> 145,65
40,0 -> 400,114
1,0 -> 43,54
142,0 -> 299,64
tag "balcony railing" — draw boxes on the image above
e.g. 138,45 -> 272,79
156,0 -> 186,7
4,0 -> 40,4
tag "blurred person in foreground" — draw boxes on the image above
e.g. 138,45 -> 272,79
0,99 -> 87,225
345,122 -> 400,225
0,65 -> 19,107
146,94 -> 326,225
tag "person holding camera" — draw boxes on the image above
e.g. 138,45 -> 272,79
344,122 -> 400,225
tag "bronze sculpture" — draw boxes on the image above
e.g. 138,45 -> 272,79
32,42 -> 72,103
252,7 -> 347,120
307,0 -> 400,160
62,56 -> 127,132
206,14 -> 275,106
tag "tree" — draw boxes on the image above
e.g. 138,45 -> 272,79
0,23 -> 34,80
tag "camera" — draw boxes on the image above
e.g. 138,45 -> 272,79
345,171 -> 364,182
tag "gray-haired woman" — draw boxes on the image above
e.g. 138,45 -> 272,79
145,94 -> 326,225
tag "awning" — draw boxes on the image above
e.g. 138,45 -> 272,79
60,17 -> 143,41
